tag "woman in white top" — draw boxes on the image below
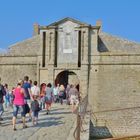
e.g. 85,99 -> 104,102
31,81 -> 40,97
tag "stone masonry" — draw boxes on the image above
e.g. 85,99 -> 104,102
1,17 -> 140,137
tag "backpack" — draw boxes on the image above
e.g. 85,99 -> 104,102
0,85 -> 5,103
31,100 -> 40,112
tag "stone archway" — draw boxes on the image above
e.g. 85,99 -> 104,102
55,70 -> 79,89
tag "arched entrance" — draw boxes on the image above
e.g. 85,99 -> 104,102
55,70 -> 79,89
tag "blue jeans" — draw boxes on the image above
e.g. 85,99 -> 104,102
13,105 -> 25,117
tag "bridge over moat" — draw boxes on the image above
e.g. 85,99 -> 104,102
0,104 -> 77,140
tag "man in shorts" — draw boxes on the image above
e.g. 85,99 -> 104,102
69,85 -> 79,113
22,76 -> 32,121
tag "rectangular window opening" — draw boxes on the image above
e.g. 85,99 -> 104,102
42,32 -> 46,67
54,31 -> 57,67
78,31 -> 81,67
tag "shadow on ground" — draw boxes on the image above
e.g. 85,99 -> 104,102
90,121 -> 113,140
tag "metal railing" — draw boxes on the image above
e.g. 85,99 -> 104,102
73,95 -> 88,140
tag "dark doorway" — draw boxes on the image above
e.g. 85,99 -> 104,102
55,70 -> 79,88
55,70 -> 68,87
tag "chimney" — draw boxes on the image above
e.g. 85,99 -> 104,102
33,23 -> 39,36
96,20 -> 102,32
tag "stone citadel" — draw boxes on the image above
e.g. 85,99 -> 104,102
1,17 -> 140,138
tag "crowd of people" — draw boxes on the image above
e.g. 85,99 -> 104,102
0,76 -> 80,130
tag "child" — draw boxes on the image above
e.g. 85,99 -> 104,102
9,87 -> 15,107
31,95 -> 40,125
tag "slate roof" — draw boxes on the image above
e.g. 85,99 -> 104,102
98,32 -> 140,54
6,35 -> 41,56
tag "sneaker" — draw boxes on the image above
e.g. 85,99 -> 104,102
46,110 -> 50,115
28,118 -> 32,122
0,118 -> 3,121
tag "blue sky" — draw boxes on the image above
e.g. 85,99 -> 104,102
0,0 -> 140,49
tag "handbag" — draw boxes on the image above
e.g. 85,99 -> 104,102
25,103 -> 30,114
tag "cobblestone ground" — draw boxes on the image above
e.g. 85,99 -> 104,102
0,103 -> 76,140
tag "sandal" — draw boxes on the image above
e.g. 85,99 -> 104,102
13,127 -> 17,131
23,125 -> 28,129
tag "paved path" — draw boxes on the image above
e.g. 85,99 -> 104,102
0,104 -> 76,140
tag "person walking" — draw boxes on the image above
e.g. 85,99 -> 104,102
53,84 -> 59,103
31,95 -> 40,125
31,81 -> 40,97
40,83 -> 46,109
4,84 -> 10,108
12,80 -> 27,130
0,78 -> 6,122
65,84 -> 71,105
59,84 -> 65,105
45,83 -> 53,114
69,85 -> 79,113
22,76 -> 32,121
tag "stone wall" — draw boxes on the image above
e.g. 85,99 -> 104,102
89,54 -> 140,112
89,30 -> 140,112
0,34 -> 41,89
0,64 -> 37,89
39,69 -> 49,84
57,20 -> 79,64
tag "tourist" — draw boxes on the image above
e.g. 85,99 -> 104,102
53,83 -> 59,103
12,80 -> 27,130
40,83 -> 46,109
31,95 -> 40,125
28,79 -> 33,87
0,78 -> 6,121
4,84 -> 10,108
31,81 -> 40,97
58,84 -> 65,105
9,87 -> 15,107
65,84 -> 71,105
45,83 -> 53,114
69,84 -> 79,113
22,76 -> 32,121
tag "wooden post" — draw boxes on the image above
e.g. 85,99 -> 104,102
76,112 -> 81,140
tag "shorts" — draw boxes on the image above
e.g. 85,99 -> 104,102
70,95 -> 79,106
13,105 -> 25,117
32,111 -> 39,118
45,96 -> 52,104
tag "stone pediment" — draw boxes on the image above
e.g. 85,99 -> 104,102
47,17 -> 90,27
